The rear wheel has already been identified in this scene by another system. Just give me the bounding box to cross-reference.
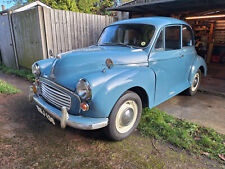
[186,69,201,96]
[105,91,142,141]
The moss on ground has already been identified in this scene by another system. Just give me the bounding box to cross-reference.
[0,64,34,82]
[0,79,21,94]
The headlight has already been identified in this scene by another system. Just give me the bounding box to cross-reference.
[32,63,40,77]
[76,79,92,100]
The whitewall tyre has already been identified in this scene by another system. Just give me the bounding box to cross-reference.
[105,91,142,141]
[186,69,201,96]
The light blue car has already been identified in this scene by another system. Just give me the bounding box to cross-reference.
[30,17,207,140]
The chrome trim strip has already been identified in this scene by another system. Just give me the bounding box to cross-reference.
[42,85,71,100]
[40,77,81,102]
[41,93,70,108]
[33,96,108,130]
[115,62,148,67]
[50,59,58,79]
[42,87,71,102]
[42,89,71,105]
[41,82,71,110]
[42,83,69,97]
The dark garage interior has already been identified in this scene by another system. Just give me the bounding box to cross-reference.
[109,0,225,94]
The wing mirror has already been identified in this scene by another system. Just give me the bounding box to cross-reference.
[49,49,55,58]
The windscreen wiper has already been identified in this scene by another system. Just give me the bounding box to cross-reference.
[100,43,133,48]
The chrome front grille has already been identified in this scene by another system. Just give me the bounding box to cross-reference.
[41,82,71,110]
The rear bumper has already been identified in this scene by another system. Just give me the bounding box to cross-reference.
[33,95,108,130]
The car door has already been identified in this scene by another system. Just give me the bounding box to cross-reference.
[149,25,190,106]
[181,25,196,83]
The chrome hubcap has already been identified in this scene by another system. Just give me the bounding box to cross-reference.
[191,73,200,91]
[115,100,138,134]
[121,108,134,126]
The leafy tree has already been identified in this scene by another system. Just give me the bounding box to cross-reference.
[90,0,114,15]
[27,0,113,14]
[77,0,113,15]
[28,0,79,12]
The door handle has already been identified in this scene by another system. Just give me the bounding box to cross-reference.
[180,54,184,58]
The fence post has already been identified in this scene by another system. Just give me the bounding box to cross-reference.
[8,11,19,69]
[38,6,48,59]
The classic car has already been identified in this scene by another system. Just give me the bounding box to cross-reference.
[29,17,207,140]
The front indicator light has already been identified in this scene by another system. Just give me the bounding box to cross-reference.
[33,83,37,94]
[80,102,89,111]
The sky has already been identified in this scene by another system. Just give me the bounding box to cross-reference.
[0,0,14,11]
[0,0,27,11]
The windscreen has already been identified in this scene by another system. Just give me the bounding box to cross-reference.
[98,24,155,48]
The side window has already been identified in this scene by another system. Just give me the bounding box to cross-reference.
[165,26,181,50]
[155,31,163,50]
[182,25,193,47]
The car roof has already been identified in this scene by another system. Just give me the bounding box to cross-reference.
[111,17,189,28]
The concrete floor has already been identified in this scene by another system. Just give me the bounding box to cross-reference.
[207,63,225,80]
[157,92,225,134]
[200,63,225,96]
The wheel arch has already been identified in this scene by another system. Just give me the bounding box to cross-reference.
[189,56,207,83]
[199,65,205,76]
[128,86,149,108]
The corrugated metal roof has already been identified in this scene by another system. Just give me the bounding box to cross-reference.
[108,0,225,15]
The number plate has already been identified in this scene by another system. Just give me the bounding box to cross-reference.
[36,105,55,125]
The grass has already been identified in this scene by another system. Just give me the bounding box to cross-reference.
[0,64,34,82]
[0,79,21,94]
[138,108,225,163]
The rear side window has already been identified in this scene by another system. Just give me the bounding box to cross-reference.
[182,25,194,47]
[165,26,181,50]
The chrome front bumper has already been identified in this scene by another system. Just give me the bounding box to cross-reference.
[32,94,108,130]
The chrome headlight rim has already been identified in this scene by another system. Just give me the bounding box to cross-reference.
[32,63,40,77]
[76,78,92,100]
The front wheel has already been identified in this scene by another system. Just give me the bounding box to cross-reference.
[186,69,201,96]
[105,91,142,141]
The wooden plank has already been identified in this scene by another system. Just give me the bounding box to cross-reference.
[86,13,89,47]
[0,14,17,68]
[50,9,57,55]
[38,6,48,60]
[58,10,64,53]
[90,15,96,44]
[55,9,61,54]
[93,14,97,44]
[83,13,87,47]
[66,11,72,50]
[73,12,78,49]
[80,13,85,48]
[87,14,91,46]
[97,15,101,41]
[43,7,53,58]
[62,10,67,52]
[78,12,83,48]
[69,11,75,49]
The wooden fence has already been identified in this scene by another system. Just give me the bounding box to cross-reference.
[43,8,114,56]
[0,6,115,69]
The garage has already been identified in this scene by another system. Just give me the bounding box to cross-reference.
[109,0,225,94]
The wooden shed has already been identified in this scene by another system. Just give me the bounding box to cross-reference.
[0,1,115,69]
[0,1,51,69]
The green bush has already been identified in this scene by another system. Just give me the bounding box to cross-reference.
[0,64,34,82]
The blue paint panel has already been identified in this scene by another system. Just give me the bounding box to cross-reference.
[82,66,156,118]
